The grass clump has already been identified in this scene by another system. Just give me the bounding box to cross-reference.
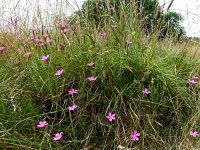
[0,0,199,149]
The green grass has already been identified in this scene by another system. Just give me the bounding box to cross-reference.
[0,0,200,149]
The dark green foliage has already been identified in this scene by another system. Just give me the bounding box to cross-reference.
[81,0,186,40]
[159,12,186,40]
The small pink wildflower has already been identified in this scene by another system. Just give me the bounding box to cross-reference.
[16,36,21,40]
[55,69,64,76]
[38,43,44,47]
[100,31,107,37]
[0,47,6,51]
[37,120,48,128]
[187,79,197,85]
[45,39,53,44]
[106,112,116,122]
[30,26,36,31]
[126,39,133,44]
[36,34,41,38]
[131,130,140,141]
[61,22,66,28]
[68,89,78,95]
[87,76,97,81]
[67,105,77,111]
[29,35,35,40]
[36,38,43,42]
[53,132,63,141]
[63,28,69,33]
[143,88,151,95]
[43,33,49,37]
[87,62,95,67]
[5,23,11,29]
[25,52,33,56]
[13,16,19,24]
[192,75,199,80]
[190,131,199,137]
[41,55,49,61]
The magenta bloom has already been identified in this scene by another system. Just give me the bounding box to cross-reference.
[87,62,95,67]
[87,76,97,81]
[190,131,199,137]
[55,69,64,76]
[192,75,199,80]
[106,112,116,122]
[36,38,43,42]
[68,105,77,111]
[25,52,33,56]
[61,22,66,28]
[29,35,35,40]
[30,26,36,31]
[16,36,21,40]
[41,55,49,61]
[37,120,48,128]
[63,28,69,33]
[100,31,107,37]
[45,39,53,44]
[5,23,11,29]
[126,39,133,44]
[0,47,5,51]
[68,89,78,95]
[13,16,19,24]
[187,79,197,85]
[38,43,44,47]
[131,130,140,141]
[43,33,49,37]
[53,132,63,141]
[143,88,151,95]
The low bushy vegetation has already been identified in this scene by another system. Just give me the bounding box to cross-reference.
[0,0,199,149]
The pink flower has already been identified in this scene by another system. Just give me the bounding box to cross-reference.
[100,31,107,37]
[87,62,95,67]
[126,39,133,44]
[36,34,41,38]
[61,22,66,28]
[187,79,197,85]
[68,89,78,95]
[25,52,33,56]
[87,76,97,81]
[37,120,48,128]
[131,130,140,141]
[53,132,63,141]
[30,26,36,31]
[190,131,199,137]
[143,88,151,95]
[63,28,69,33]
[192,75,199,80]
[36,38,43,42]
[16,36,21,40]
[0,47,5,51]
[45,39,53,44]
[13,16,19,24]
[41,55,49,61]
[43,33,49,37]
[5,23,11,29]
[55,69,64,76]
[67,105,77,111]
[38,43,44,47]
[29,35,35,40]
[106,112,116,122]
